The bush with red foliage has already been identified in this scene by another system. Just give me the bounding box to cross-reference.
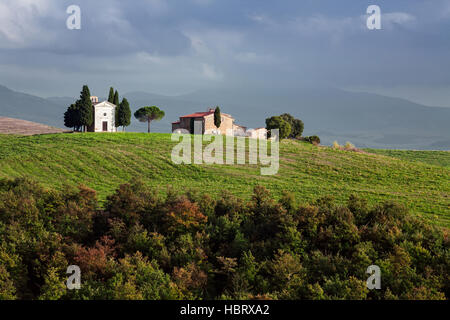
[0,178,447,300]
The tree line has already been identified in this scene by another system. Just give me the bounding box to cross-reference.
[0,178,447,300]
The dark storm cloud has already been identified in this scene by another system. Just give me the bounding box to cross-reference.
[0,0,450,102]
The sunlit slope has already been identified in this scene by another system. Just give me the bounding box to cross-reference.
[365,149,450,168]
[0,133,448,226]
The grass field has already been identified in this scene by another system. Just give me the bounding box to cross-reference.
[0,132,448,227]
[365,149,450,168]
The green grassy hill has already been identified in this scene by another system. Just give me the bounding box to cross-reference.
[0,133,448,227]
[365,148,450,168]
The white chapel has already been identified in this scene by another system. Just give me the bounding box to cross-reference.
[87,96,117,132]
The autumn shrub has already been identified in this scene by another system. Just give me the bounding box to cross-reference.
[0,178,447,300]
[344,141,356,150]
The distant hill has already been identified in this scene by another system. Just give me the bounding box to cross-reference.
[0,85,65,127]
[0,84,449,149]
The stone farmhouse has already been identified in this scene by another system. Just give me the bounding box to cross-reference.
[87,96,117,132]
[172,108,267,138]
[247,127,268,139]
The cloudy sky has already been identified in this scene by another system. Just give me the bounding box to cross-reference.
[1,0,450,106]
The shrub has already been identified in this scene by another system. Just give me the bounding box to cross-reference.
[265,116,292,139]
[0,178,447,300]
[304,135,321,145]
[280,113,304,138]
[345,141,356,150]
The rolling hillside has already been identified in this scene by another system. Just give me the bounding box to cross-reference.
[0,133,448,227]
[365,149,450,168]
[0,117,64,135]
[1,84,450,149]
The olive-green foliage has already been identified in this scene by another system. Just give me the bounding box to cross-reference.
[0,178,447,300]
[265,116,291,139]
[280,113,304,138]
[304,135,321,145]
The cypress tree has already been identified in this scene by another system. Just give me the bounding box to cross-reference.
[214,106,221,129]
[108,87,115,103]
[78,85,93,132]
[118,98,131,131]
[113,90,120,128]
[113,90,119,106]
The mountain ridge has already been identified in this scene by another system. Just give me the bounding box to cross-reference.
[0,84,448,149]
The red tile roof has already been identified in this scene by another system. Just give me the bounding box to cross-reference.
[179,110,234,120]
[180,111,215,118]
